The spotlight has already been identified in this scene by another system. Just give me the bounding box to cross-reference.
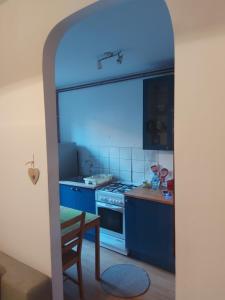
[97,60,102,70]
[117,52,123,64]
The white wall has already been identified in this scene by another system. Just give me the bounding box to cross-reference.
[0,2,94,300]
[0,76,51,273]
[167,1,225,299]
[174,32,225,300]
[58,79,174,184]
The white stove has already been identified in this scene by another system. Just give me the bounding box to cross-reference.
[95,182,136,254]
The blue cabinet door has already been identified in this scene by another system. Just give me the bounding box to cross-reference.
[59,184,96,240]
[125,197,175,272]
[59,184,76,209]
[60,184,96,213]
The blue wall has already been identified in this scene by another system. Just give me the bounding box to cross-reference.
[59,79,142,147]
[58,79,173,184]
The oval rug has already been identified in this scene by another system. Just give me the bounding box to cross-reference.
[101,264,151,298]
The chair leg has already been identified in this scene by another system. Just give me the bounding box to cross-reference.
[77,261,84,299]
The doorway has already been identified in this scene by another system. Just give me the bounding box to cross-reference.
[43,0,175,299]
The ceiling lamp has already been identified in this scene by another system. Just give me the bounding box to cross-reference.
[97,50,123,70]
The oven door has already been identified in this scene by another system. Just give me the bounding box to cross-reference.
[96,202,125,239]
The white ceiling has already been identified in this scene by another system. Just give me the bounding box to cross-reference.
[55,0,174,88]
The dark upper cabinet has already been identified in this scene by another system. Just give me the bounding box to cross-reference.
[143,74,174,150]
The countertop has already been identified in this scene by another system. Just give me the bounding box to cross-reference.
[125,186,174,206]
[59,180,111,189]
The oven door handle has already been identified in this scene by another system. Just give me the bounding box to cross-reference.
[96,202,123,213]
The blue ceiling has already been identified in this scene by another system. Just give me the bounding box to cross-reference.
[55,0,174,88]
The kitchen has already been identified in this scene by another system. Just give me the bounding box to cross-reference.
[56,0,175,299]
[58,73,174,260]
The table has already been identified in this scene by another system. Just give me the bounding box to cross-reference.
[60,206,100,280]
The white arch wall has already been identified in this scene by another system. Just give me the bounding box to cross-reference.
[168,1,225,299]
[0,1,225,300]
[0,0,94,278]
[175,33,225,299]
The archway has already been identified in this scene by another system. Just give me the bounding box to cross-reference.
[43,1,174,299]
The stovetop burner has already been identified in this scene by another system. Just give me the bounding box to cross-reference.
[99,182,137,194]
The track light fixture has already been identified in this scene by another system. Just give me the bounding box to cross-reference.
[97,50,123,69]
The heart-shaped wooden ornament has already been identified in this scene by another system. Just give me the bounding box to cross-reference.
[28,168,40,185]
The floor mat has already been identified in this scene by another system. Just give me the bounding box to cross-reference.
[101,264,150,298]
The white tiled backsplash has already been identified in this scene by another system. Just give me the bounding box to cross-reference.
[78,145,173,185]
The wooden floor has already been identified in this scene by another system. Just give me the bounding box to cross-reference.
[64,240,175,300]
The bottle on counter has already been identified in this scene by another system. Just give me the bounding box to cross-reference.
[167,179,174,191]
[151,172,160,190]
[150,164,160,190]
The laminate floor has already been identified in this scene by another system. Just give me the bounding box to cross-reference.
[64,240,175,300]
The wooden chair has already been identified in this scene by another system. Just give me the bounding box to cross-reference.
[61,212,86,299]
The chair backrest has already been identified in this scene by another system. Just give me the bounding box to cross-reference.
[61,212,86,256]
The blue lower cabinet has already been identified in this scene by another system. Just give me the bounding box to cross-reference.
[125,197,175,273]
[59,184,96,241]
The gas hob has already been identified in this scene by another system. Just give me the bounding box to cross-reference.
[99,182,137,194]
[96,182,137,207]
